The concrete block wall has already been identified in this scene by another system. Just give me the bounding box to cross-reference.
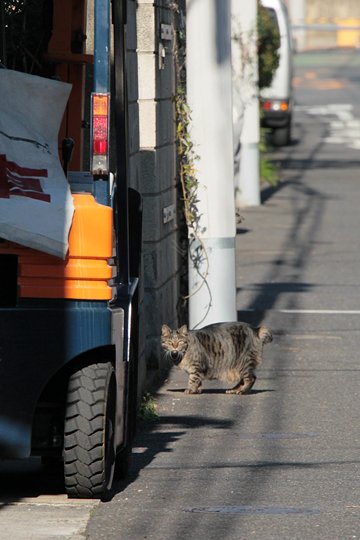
[130,0,183,382]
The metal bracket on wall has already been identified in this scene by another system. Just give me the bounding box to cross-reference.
[158,23,172,70]
[163,203,176,224]
[161,24,172,41]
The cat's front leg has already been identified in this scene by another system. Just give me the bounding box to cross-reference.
[185,372,202,394]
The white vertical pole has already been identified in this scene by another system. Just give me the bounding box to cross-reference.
[288,0,306,52]
[232,0,260,207]
[186,0,237,329]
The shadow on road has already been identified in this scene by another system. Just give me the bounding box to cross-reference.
[165,387,274,395]
[108,413,234,500]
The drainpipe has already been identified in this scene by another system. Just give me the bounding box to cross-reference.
[186,0,237,329]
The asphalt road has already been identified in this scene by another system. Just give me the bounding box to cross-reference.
[86,49,360,539]
[1,49,360,540]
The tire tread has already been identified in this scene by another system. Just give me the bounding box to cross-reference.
[64,362,114,498]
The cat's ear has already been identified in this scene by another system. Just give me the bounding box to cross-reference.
[161,324,172,337]
[178,324,188,336]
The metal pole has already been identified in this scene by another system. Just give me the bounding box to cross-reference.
[232,0,260,207]
[288,0,306,52]
[94,0,110,92]
[186,0,237,329]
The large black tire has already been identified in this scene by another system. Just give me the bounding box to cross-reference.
[64,362,116,498]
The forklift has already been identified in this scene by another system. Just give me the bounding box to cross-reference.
[0,0,142,498]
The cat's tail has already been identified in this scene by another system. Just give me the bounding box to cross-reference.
[257,326,273,344]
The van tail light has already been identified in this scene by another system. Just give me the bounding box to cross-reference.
[262,99,289,112]
[91,93,110,175]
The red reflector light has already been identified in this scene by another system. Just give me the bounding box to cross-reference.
[93,139,108,154]
[262,100,272,110]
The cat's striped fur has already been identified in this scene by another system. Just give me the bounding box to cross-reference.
[161,321,273,394]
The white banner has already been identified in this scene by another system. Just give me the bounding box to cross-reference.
[0,69,74,259]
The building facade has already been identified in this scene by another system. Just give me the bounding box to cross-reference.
[286,0,360,50]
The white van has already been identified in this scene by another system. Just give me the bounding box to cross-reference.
[260,0,294,146]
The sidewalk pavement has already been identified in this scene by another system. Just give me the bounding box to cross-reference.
[86,93,360,540]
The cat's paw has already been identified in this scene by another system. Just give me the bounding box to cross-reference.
[184,388,202,394]
[225,389,241,395]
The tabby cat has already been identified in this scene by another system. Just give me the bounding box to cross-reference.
[161,321,273,394]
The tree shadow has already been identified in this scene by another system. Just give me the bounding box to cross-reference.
[107,413,234,500]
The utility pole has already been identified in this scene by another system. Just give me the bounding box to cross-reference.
[232,0,260,207]
[186,0,237,329]
[288,0,306,52]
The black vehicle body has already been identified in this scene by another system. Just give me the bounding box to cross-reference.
[0,0,141,498]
